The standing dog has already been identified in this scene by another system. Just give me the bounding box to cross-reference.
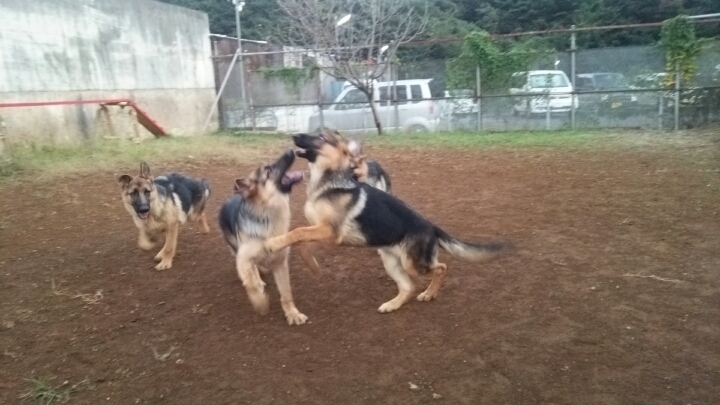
[119,161,211,270]
[347,139,392,193]
[218,150,309,325]
[347,138,393,266]
[265,131,512,313]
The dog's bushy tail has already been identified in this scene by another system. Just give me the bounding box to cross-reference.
[201,178,211,197]
[435,227,513,262]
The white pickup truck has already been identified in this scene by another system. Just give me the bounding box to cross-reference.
[308,79,441,133]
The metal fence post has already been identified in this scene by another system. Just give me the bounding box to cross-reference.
[545,91,551,130]
[570,25,577,130]
[476,65,482,132]
[658,93,664,130]
[386,62,393,130]
[203,49,240,132]
[317,67,324,130]
[393,66,399,132]
[0,115,5,155]
[362,90,368,134]
[674,59,680,131]
[235,6,249,129]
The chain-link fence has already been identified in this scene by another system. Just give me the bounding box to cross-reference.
[210,29,720,134]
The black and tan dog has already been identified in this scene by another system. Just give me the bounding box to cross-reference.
[218,150,309,325]
[119,162,211,270]
[265,131,512,313]
[347,138,392,193]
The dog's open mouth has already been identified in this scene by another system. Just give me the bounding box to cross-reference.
[281,170,304,187]
[294,149,308,159]
[136,211,149,220]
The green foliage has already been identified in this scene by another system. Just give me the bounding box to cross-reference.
[157,0,720,53]
[21,378,88,405]
[401,1,478,60]
[157,0,282,40]
[446,31,555,92]
[660,15,701,85]
[259,67,315,95]
[365,129,620,149]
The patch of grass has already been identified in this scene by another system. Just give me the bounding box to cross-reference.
[0,128,701,183]
[0,132,288,182]
[21,378,86,404]
[370,129,613,149]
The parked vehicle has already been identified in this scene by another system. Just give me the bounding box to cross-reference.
[437,89,478,131]
[631,73,708,110]
[443,89,477,117]
[576,73,638,117]
[307,79,440,134]
[509,70,577,115]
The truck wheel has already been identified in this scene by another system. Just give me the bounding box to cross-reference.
[407,124,428,133]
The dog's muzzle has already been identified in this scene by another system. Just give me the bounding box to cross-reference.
[135,206,150,220]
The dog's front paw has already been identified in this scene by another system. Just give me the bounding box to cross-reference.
[155,259,173,271]
[249,292,270,315]
[416,291,437,302]
[285,310,308,326]
[138,238,155,251]
[378,301,402,313]
[153,250,165,262]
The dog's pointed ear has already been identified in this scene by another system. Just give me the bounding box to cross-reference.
[234,178,256,198]
[347,139,362,156]
[118,174,132,188]
[139,161,151,179]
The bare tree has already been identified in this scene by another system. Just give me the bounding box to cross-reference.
[278,0,428,135]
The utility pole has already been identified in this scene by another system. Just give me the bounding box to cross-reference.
[232,1,248,122]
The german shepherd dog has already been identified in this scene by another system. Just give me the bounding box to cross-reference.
[218,150,309,325]
[347,138,392,193]
[119,162,211,270]
[265,131,512,313]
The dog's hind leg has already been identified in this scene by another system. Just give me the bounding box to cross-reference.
[297,243,321,276]
[198,212,210,234]
[272,257,308,325]
[417,261,448,302]
[236,248,269,315]
[154,223,178,270]
[377,248,415,313]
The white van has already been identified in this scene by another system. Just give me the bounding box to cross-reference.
[509,70,578,115]
[308,79,440,133]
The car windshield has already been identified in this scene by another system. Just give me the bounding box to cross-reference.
[528,73,568,88]
[594,73,629,89]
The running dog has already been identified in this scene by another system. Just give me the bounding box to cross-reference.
[347,138,392,193]
[118,162,211,270]
[265,131,512,313]
[218,150,309,325]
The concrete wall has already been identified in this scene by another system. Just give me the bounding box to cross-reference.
[0,0,217,144]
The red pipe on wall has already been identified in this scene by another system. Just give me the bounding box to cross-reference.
[0,99,132,108]
[0,99,167,137]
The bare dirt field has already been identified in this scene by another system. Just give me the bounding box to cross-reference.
[1,132,719,404]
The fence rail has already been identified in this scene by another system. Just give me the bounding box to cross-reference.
[210,31,720,134]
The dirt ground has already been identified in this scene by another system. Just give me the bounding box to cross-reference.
[1,135,719,404]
